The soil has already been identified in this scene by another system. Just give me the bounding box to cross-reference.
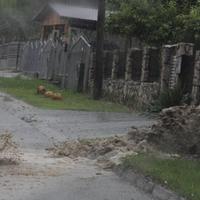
[148,106,200,155]
[0,132,20,165]
[47,128,152,169]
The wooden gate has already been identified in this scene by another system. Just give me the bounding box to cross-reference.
[66,36,91,92]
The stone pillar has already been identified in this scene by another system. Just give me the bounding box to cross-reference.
[169,55,181,89]
[141,47,150,82]
[160,45,176,92]
[111,50,119,80]
[192,51,200,104]
[161,43,195,92]
[125,49,134,81]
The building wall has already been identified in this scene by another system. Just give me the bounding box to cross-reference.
[42,12,66,26]
[41,12,69,41]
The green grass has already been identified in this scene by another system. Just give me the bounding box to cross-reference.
[0,77,129,112]
[122,154,200,200]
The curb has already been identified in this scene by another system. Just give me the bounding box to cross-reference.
[114,166,186,200]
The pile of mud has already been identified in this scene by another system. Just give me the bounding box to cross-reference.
[47,134,150,169]
[0,132,20,165]
[49,105,200,162]
[148,106,200,155]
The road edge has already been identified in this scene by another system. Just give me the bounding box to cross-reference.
[113,165,186,200]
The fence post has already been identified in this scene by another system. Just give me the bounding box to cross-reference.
[16,42,21,71]
[61,51,68,89]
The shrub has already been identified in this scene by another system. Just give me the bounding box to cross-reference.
[151,84,184,112]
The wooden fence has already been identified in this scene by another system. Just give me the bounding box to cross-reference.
[19,37,92,92]
[0,42,23,70]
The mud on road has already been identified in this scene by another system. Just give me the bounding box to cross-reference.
[0,92,155,200]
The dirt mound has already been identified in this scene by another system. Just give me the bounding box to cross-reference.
[0,132,20,165]
[48,105,200,163]
[48,136,128,158]
[148,106,200,155]
[47,135,150,169]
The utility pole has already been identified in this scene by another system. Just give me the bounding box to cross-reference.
[93,0,105,100]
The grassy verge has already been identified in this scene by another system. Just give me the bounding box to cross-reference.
[122,154,200,200]
[0,77,129,112]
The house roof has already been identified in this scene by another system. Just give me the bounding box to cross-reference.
[33,2,98,22]
[66,0,98,9]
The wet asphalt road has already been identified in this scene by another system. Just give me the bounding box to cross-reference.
[0,92,155,149]
[0,92,156,200]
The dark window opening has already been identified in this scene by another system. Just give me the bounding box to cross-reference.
[131,50,142,81]
[103,51,113,79]
[148,50,161,82]
[179,55,194,94]
[117,51,126,79]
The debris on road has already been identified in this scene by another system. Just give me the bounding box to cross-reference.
[148,105,200,155]
[21,114,37,123]
[48,105,200,167]
[47,134,151,169]
[0,132,20,165]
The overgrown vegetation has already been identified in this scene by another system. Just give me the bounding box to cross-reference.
[151,84,184,112]
[107,0,200,47]
[2,0,200,45]
[122,153,200,200]
[0,77,129,112]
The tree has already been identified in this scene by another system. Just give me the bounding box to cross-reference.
[0,0,16,8]
[106,0,200,46]
[0,0,51,42]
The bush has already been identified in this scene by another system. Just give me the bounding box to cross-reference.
[151,84,184,112]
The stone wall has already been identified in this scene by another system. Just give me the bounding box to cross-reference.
[160,43,194,91]
[192,50,200,104]
[101,46,161,110]
[103,79,160,110]
[90,42,200,109]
